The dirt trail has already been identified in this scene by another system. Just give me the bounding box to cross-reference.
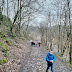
[19,45,72,72]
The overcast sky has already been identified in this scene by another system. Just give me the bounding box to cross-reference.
[1,0,72,27]
[0,0,58,26]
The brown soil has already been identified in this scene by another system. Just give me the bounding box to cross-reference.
[0,37,30,72]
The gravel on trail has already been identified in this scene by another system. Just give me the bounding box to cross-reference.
[19,45,72,72]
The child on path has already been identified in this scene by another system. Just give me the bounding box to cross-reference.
[46,50,56,72]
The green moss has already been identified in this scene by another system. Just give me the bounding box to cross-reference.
[3,59,7,63]
[0,59,7,65]
[0,59,3,65]
[0,31,2,34]
[6,38,9,41]
[0,31,6,39]
[0,35,2,38]
[4,51,9,57]
[8,41,12,46]
[0,41,9,52]
[6,38,14,46]
[1,42,9,51]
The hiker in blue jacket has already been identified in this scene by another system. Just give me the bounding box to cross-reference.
[46,50,56,72]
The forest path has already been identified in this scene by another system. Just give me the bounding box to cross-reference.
[19,45,72,72]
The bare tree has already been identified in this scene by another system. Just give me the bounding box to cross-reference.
[7,0,8,17]
[67,0,72,64]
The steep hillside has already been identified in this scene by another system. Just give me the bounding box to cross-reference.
[0,14,30,72]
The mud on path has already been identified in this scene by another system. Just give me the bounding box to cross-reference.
[19,45,72,72]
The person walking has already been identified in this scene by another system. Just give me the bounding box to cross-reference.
[30,40,32,46]
[46,50,56,72]
[35,41,37,46]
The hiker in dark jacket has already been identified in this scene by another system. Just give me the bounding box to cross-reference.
[46,50,56,72]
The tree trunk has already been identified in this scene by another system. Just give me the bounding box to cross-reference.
[67,0,72,64]
[58,25,60,52]
[46,29,47,45]
[7,0,8,17]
